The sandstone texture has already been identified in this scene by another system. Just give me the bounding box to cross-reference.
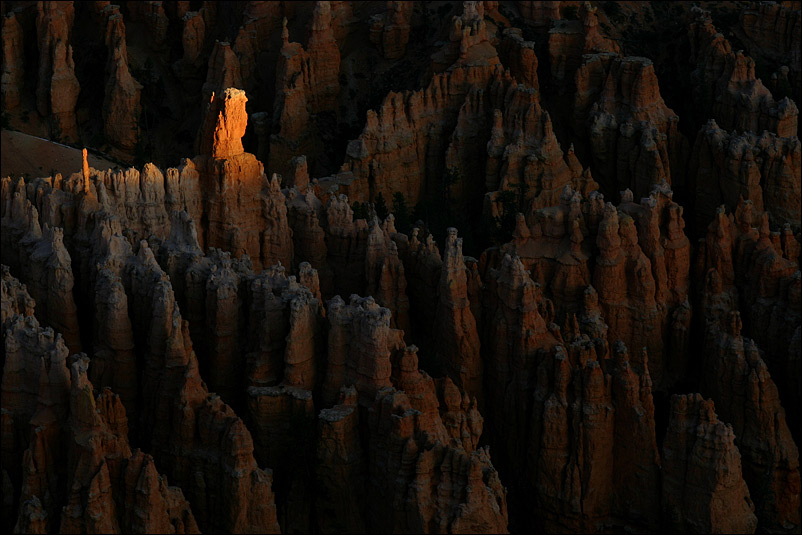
[35,1,80,143]
[2,1,801,533]
[690,119,801,232]
[1,12,25,116]
[370,1,413,60]
[548,2,620,91]
[102,5,143,156]
[738,1,802,105]
[1,269,201,534]
[689,7,798,138]
[269,2,341,178]
[572,53,687,199]
[662,394,758,534]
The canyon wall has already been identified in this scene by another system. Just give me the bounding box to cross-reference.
[1,1,801,533]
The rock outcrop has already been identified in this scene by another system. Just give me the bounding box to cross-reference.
[738,1,802,105]
[323,296,403,407]
[35,1,80,143]
[547,2,620,90]
[178,10,206,68]
[89,228,281,534]
[305,2,342,112]
[197,86,248,160]
[19,212,284,534]
[337,2,503,205]
[431,1,499,73]
[323,193,368,298]
[89,265,138,428]
[369,1,413,59]
[699,306,801,531]
[1,12,25,116]
[247,384,316,533]
[592,198,669,388]
[196,88,289,270]
[319,297,509,533]
[2,269,71,533]
[1,265,35,324]
[331,49,596,211]
[483,84,600,211]
[60,356,200,534]
[2,4,800,533]
[497,28,539,90]
[695,202,801,444]
[262,174,295,269]
[269,2,341,177]
[102,5,143,156]
[286,185,333,294]
[364,215,410,336]
[689,7,798,138]
[696,203,801,529]
[2,157,511,532]
[1,269,203,534]
[200,40,242,106]
[362,387,508,533]
[516,1,561,27]
[662,394,758,534]
[437,228,482,401]
[0,187,81,354]
[572,53,687,198]
[487,183,692,389]
[480,254,663,532]
[690,120,801,232]
[125,1,169,52]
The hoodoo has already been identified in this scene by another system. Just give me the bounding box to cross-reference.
[1,2,800,534]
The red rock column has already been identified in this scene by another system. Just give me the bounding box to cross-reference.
[436,228,483,402]
[102,6,142,157]
[1,12,25,115]
[662,394,758,533]
[36,1,80,143]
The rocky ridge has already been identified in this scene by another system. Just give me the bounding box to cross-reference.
[1,1,801,534]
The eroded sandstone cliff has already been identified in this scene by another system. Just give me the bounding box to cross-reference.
[2,1,801,533]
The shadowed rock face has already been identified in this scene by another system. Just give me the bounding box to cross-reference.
[572,53,688,199]
[1,1,801,533]
[690,120,801,233]
[738,1,801,105]
[101,5,142,157]
[696,222,802,532]
[2,12,25,115]
[1,270,199,535]
[35,1,80,143]
[662,393,758,534]
[548,2,620,91]
[370,1,413,60]
[689,7,798,138]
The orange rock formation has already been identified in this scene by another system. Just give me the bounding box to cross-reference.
[689,7,798,138]
[369,1,413,59]
[572,53,687,198]
[547,2,620,90]
[690,120,801,232]
[739,1,801,104]
[36,1,80,143]
[101,5,142,156]
[485,183,692,389]
[1,2,801,533]
[1,12,24,115]
[662,394,758,533]
[270,2,341,177]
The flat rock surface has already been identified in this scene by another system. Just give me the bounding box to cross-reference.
[1,129,118,179]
